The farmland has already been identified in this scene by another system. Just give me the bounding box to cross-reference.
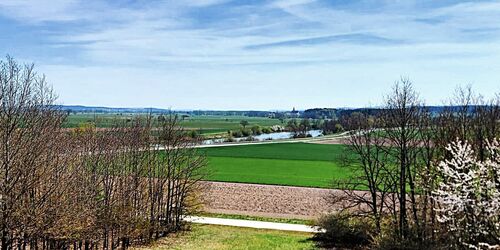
[63,113,284,135]
[179,115,284,134]
[63,113,146,128]
[199,142,354,188]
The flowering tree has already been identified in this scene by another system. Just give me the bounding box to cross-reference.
[434,139,500,249]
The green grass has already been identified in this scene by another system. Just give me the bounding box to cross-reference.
[199,142,346,162]
[64,114,285,135]
[200,143,353,188]
[206,157,348,188]
[63,113,137,128]
[134,224,316,250]
[180,115,283,131]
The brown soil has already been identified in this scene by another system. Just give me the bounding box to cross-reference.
[200,181,363,220]
[307,137,347,144]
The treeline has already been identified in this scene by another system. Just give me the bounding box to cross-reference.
[61,103,475,121]
[283,118,343,137]
[302,108,337,119]
[0,57,206,249]
[58,106,171,114]
[189,110,271,117]
[226,118,343,140]
[318,79,500,249]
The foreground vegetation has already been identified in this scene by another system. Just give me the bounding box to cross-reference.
[133,224,315,250]
[317,81,500,249]
[0,57,206,249]
[199,143,354,188]
[4,54,499,249]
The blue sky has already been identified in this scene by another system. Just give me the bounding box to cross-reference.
[1,0,499,110]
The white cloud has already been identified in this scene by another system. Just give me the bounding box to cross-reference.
[272,0,316,8]
[182,0,232,7]
[2,0,500,108]
[0,0,79,22]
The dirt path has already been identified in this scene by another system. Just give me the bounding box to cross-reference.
[201,181,363,220]
[184,216,324,233]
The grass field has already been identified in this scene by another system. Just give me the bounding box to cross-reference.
[179,115,283,133]
[64,114,284,135]
[63,113,138,128]
[200,143,353,188]
[134,224,316,250]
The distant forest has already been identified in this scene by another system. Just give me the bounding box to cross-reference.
[59,105,480,119]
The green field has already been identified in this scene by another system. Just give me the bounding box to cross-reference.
[200,143,353,188]
[135,224,315,250]
[64,114,284,135]
[179,115,283,133]
[63,113,134,128]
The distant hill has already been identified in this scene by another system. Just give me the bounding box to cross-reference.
[57,105,483,118]
[57,105,292,117]
[336,106,482,118]
[56,105,171,114]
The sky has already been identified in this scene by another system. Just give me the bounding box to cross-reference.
[1,0,500,110]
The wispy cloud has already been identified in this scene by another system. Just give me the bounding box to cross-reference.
[1,0,500,109]
[414,17,447,25]
[0,0,79,22]
[3,0,500,65]
[183,0,232,7]
[245,33,405,50]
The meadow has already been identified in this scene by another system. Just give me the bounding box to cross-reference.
[134,224,315,250]
[64,113,284,135]
[199,142,353,188]
[63,113,135,128]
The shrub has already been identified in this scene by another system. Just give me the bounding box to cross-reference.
[261,127,272,134]
[186,130,199,138]
[231,130,243,138]
[370,216,449,250]
[373,234,426,250]
[240,120,249,128]
[241,128,251,137]
[251,125,262,135]
[314,213,373,248]
[335,123,344,133]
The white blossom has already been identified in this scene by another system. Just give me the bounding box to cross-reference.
[434,139,500,249]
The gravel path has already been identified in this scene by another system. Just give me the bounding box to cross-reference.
[201,182,356,220]
[184,216,324,233]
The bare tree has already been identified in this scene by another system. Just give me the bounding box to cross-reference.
[382,78,423,239]
[0,56,207,249]
[333,112,394,233]
[152,114,207,233]
[326,81,499,248]
[0,56,68,248]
